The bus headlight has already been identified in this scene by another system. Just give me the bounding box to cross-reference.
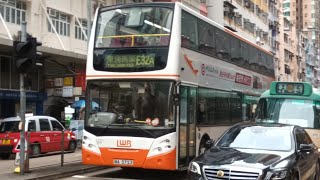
[189,161,201,175]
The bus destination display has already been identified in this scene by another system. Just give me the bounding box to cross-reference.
[105,54,155,68]
[276,83,304,95]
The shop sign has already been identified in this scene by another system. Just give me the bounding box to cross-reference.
[45,79,54,88]
[64,77,73,86]
[0,90,47,100]
[54,78,63,87]
[235,73,252,86]
[73,87,82,96]
[62,86,73,97]
[54,88,63,96]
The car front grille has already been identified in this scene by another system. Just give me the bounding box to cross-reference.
[204,167,260,180]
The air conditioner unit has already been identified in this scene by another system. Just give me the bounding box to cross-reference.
[48,9,57,17]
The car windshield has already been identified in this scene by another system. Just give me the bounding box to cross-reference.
[0,121,20,133]
[255,98,320,128]
[217,126,292,151]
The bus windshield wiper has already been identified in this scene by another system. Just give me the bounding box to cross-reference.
[126,125,156,138]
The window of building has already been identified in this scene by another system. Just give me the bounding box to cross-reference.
[235,14,242,26]
[0,0,26,25]
[285,64,291,74]
[305,5,307,8]
[284,49,290,61]
[312,13,315,18]
[283,2,290,8]
[75,19,88,40]
[283,12,290,16]
[47,8,70,36]
[305,13,307,17]
[284,33,288,43]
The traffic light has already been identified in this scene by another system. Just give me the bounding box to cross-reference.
[13,37,42,73]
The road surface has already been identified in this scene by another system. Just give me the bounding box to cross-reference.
[61,167,188,180]
[0,149,81,175]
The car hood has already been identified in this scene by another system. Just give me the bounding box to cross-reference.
[196,147,293,169]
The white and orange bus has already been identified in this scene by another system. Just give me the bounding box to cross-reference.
[82,2,274,170]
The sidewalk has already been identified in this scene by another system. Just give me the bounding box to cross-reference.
[1,161,105,180]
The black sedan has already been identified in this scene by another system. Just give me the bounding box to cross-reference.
[188,123,320,180]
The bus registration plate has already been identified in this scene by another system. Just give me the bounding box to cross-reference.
[114,159,134,165]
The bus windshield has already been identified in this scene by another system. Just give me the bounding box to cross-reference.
[86,80,174,130]
[255,98,320,129]
[95,6,173,48]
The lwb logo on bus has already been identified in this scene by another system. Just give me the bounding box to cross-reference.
[117,140,132,147]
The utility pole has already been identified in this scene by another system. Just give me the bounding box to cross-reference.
[19,21,27,175]
[87,0,91,45]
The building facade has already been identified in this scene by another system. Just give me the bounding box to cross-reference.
[280,0,320,86]
[0,0,90,119]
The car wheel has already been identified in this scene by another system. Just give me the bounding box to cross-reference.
[68,141,77,152]
[0,153,11,159]
[31,144,41,157]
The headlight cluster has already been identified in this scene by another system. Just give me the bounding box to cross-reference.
[189,161,201,175]
[265,170,288,180]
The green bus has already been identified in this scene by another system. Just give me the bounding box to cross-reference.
[255,81,320,148]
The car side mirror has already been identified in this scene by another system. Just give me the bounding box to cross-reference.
[299,144,313,152]
[204,139,215,150]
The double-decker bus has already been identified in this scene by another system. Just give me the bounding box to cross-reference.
[82,2,275,170]
[255,81,320,148]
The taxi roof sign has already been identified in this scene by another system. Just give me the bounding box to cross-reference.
[270,82,313,96]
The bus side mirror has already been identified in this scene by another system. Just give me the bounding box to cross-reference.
[172,94,180,105]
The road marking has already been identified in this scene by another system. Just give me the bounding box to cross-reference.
[72,175,87,178]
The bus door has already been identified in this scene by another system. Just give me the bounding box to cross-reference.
[178,86,197,168]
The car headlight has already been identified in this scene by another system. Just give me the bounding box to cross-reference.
[266,170,288,180]
[189,161,201,175]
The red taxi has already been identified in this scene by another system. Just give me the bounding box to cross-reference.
[0,116,77,159]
